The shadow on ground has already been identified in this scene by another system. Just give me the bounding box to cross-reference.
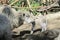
[12,29,59,40]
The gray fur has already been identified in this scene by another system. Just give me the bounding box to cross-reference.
[0,14,12,40]
[1,5,24,29]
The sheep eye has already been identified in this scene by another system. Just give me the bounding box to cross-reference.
[23,14,25,16]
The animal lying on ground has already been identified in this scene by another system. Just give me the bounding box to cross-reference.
[0,5,25,29]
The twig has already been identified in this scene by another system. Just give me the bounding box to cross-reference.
[26,0,33,11]
[9,0,19,6]
[11,6,41,9]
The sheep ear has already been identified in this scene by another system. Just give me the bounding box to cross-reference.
[45,30,59,39]
[2,5,12,15]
